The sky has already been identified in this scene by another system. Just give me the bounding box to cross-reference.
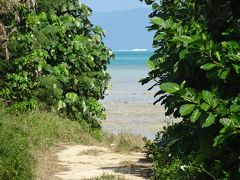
[80,0,148,12]
[79,0,153,50]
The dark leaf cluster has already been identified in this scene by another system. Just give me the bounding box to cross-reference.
[142,0,240,179]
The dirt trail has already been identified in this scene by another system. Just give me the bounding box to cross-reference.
[39,144,152,180]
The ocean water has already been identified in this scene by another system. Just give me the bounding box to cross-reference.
[102,51,167,139]
[104,51,155,103]
[110,51,151,67]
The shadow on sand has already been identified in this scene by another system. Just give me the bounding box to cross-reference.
[100,157,152,179]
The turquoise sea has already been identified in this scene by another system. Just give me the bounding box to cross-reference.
[110,51,152,67]
[104,50,155,103]
[102,51,166,139]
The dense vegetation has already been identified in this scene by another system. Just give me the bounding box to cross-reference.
[0,0,114,179]
[142,0,240,179]
[0,0,113,130]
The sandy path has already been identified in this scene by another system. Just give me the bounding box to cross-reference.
[41,144,152,180]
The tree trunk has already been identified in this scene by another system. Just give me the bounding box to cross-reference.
[0,21,9,63]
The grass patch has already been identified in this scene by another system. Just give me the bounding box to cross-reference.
[101,133,145,154]
[94,173,126,180]
[0,104,97,180]
[119,160,135,167]
[78,149,105,156]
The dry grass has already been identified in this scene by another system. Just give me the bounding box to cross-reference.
[36,145,67,180]
[94,173,126,180]
[101,133,146,154]
[119,160,136,167]
[77,149,105,156]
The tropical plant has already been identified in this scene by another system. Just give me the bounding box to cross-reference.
[141,0,240,179]
[0,0,36,63]
[0,0,113,129]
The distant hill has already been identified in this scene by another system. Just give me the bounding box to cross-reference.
[90,8,154,50]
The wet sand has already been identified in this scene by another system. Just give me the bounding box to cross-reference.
[101,66,169,140]
[102,101,168,140]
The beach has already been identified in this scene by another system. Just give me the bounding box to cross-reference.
[102,51,168,139]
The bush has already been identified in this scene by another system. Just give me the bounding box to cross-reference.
[142,0,240,179]
[0,0,113,128]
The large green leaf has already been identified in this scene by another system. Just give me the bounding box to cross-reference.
[179,49,188,59]
[179,104,195,116]
[66,93,79,103]
[230,114,240,127]
[215,51,221,61]
[82,100,87,113]
[57,100,66,110]
[230,103,240,113]
[213,134,225,147]
[190,108,201,123]
[172,35,194,43]
[200,103,210,111]
[147,60,155,70]
[219,69,230,80]
[154,32,166,41]
[232,64,240,74]
[160,82,180,94]
[150,17,166,28]
[219,118,231,127]
[181,88,197,103]
[200,63,217,70]
[202,90,214,106]
[202,113,215,128]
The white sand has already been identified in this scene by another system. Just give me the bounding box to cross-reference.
[53,144,151,180]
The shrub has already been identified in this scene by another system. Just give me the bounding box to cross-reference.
[0,0,113,128]
[142,0,240,179]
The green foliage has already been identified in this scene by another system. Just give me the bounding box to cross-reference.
[0,0,113,128]
[142,0,240,179]
[0,102,96,179]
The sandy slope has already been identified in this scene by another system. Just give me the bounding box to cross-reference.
[39,144,152,180]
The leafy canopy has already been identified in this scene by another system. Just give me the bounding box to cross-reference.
[142,0,240,179]
[0,0,113,129]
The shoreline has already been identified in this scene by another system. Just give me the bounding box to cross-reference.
[102,51,167,140]
[102,97,168,140]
